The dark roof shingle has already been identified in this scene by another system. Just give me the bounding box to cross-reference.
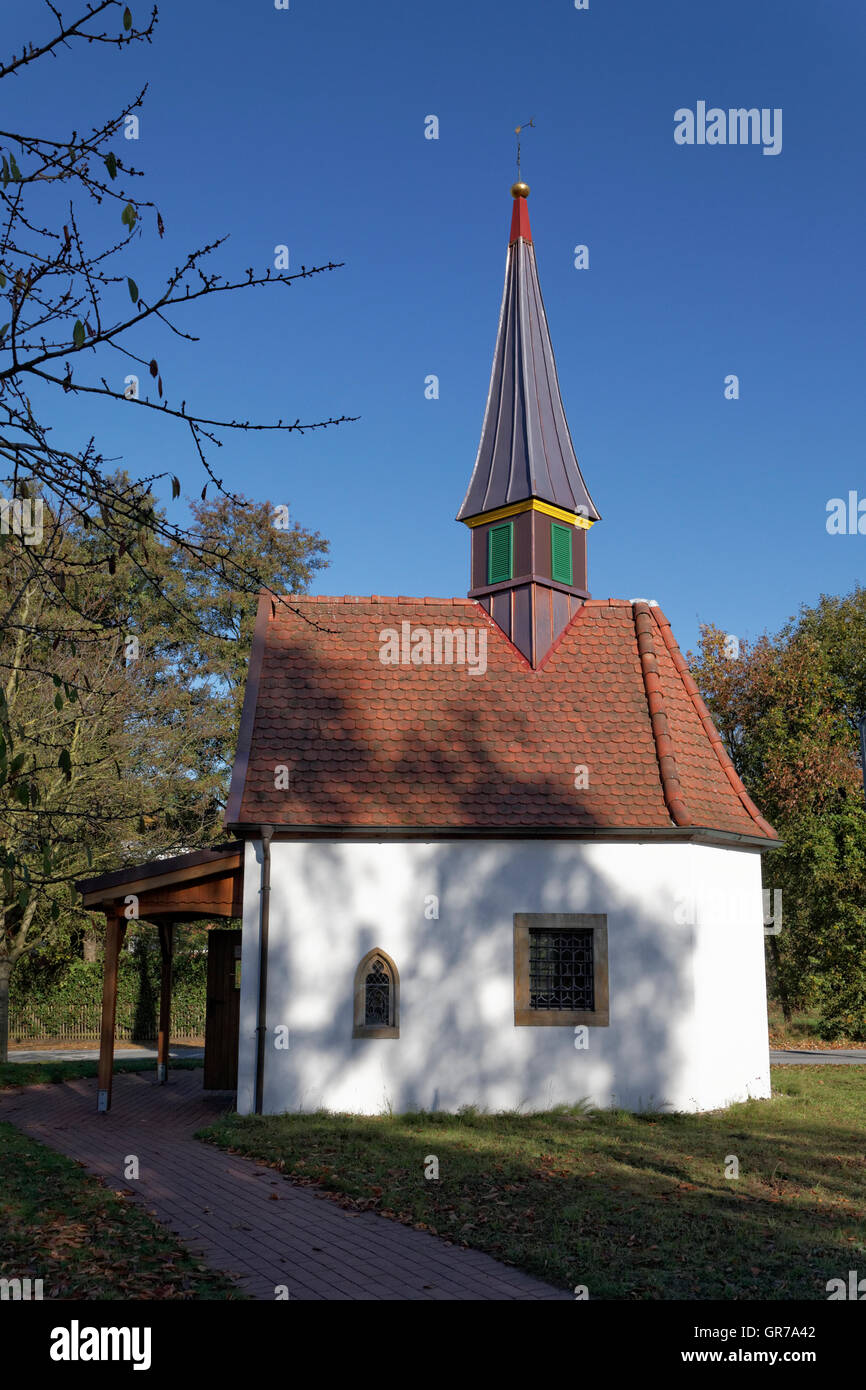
[225,594,777,844]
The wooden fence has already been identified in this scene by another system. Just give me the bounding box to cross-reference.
[9,1003,205,1044]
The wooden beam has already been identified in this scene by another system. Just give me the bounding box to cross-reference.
[130,875,244,920]
[157,921,174,1084]
[83,877,243,920]
[79,852,243,907]
[96,912,127,1112]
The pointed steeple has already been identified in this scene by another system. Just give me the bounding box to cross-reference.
[458,182,600,668]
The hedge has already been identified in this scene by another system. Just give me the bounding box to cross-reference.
[9,937,209,1043]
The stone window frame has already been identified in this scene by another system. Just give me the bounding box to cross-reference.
[513,913,609,1027]
[352,948,400,1039]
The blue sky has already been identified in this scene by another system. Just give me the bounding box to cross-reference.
[10,0,866,655]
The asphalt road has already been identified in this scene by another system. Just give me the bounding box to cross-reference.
[769,1049,866,1065]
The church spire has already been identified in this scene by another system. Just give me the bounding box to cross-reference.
[458,182,600,668]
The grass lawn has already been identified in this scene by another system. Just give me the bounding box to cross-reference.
[201,1067,866,1300]
[0,1057,203,1089]
[0,1121,242,1299]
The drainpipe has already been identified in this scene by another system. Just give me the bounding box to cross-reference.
[254,825,274,1115]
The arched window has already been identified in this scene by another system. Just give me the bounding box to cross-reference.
[353,949,399,1039]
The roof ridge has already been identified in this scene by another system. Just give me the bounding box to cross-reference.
[650,607,778,840]
[633,601,691,827]
[273,595,480,607]
[277,594,636,610]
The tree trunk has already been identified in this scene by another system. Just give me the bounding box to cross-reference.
[0,959,12,1064]
[83,928,102,963]
[768,935,792,1023]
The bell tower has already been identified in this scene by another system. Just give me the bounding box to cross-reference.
[457,182,600,667]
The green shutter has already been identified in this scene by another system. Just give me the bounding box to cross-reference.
[551,522,573,585]
[487,522,513,584]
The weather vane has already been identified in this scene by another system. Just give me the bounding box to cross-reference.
[515,117,535,182]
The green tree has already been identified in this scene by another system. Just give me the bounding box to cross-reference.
[0,488,327,1059]
[689,592,866,1038]
[0,5,348,1057]
[155,494,328,807]
[0,494,169,1058]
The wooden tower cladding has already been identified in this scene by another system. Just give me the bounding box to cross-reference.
[457,182,600,667]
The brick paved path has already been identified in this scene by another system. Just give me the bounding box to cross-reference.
[0,1070,569,1301]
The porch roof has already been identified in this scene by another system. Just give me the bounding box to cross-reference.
[76,843,244,922]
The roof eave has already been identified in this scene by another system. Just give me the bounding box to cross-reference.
[223,821,780,851]
[224,589,272,827]
[76,842,244,904]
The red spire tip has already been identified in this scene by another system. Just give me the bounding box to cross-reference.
[509,184,532,244]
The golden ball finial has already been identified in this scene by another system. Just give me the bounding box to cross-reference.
[511,180,530,199]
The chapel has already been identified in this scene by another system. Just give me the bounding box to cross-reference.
[83,182,778,1117]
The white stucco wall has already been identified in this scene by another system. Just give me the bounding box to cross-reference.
[235,838,770,1117]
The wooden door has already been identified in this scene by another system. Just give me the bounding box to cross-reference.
[203,929,242,1090]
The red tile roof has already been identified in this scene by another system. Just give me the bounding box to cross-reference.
[225,594,777,843]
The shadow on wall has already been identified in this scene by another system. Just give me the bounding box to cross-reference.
[262,845,695,1114]
[244,625,657,834]
[245,642,703,1116]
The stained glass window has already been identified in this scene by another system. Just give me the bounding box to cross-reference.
[365,958,391,1026]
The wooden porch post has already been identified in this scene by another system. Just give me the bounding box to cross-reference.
[157,921,174,1084]
[97,910,127,1113]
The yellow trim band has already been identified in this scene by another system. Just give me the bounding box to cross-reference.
[462,498,595,530]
